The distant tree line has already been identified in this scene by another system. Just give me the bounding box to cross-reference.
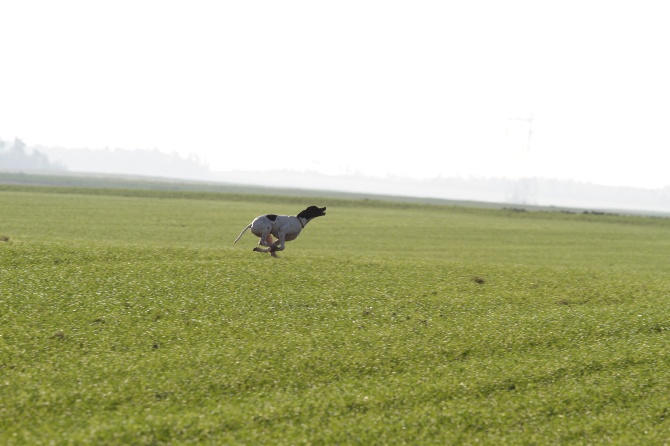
[0,138,210,180]
[36,146,210,179]
[0,138,65,171]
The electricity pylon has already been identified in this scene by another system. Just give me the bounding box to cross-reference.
[508,113,536,204]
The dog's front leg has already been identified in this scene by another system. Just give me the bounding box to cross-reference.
[273,233,287,252]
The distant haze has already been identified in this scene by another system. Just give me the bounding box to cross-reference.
[2,140,669,214]
[2,2,670,191]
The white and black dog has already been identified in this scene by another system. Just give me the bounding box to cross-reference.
[234,206,326,257]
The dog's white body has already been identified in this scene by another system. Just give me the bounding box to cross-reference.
[234,206,326,257]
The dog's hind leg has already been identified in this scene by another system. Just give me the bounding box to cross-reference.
[253,232,277,255]
[253,246,279,257]
[254,231,272,248]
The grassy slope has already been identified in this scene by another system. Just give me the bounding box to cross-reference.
[1,186,670,444]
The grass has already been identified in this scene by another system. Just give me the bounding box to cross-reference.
[2,185,670,444]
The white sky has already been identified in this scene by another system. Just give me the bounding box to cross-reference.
[2,0,669,188]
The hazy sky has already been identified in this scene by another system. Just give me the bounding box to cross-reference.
[2,1,669,188]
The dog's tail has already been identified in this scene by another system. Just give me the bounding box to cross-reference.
[233,224,252,244]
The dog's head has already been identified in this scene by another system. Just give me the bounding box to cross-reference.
[298,205,326,220]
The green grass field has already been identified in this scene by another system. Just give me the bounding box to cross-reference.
[2,185,670,444]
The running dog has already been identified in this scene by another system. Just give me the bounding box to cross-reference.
[234,206,326,257]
